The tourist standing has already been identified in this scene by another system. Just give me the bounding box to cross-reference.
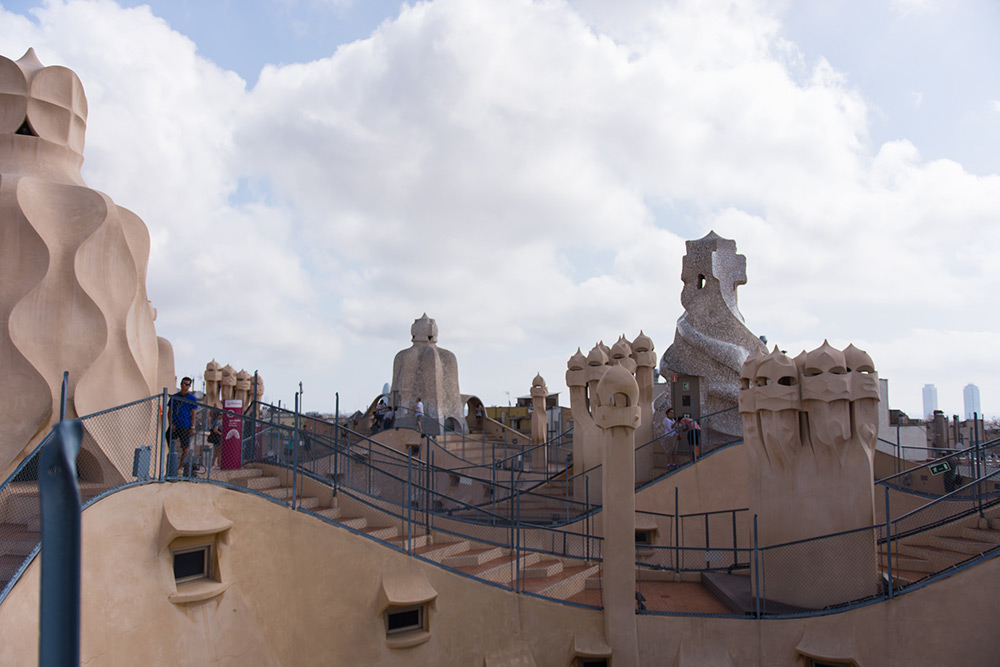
[169,377,202,475]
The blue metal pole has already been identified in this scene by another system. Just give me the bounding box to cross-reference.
[159,389,169,481]
[59,371,68,421]
[885,486,893,599]
[39,418,83,667]
[753,514,760,618]
[407,450,413,554]
[292,392,300,510]
[674,486,680,574]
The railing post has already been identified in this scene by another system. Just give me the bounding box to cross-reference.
[565,454,571,521]
[59,370,69,421]
[586,476,591,562]
[704,513,710,569]
[975,413,984,518]
[731,511,738,568]
[753,514,760,618]
[292,393,300,510]
[674,487,680,574]
[515,488,521,592]
[885,486,893,599]
[159,389,169,481]
[39,418,83,667]
[406,449,413,555]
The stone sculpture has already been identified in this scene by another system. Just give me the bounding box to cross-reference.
[659,232,766,444]
[220,364,237,402]
[592,364,641,667]
[739,341,880,608]
[235,369,252,409]
[204,360,223,410]
[390,314,465,434]
[529,373,548,447]
[0,49,172,478]
[566,332,656,500]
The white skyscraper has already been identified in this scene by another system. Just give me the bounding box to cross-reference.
[964,384,982,420]
[922,384,938,420]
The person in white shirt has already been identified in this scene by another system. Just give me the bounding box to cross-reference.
[661,408,678,455]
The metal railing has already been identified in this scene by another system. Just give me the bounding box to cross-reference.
[4,396,999,618]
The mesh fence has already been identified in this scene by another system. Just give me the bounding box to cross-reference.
[6,397,1000,615]
[755,526,882,614]
[0,394,166,600]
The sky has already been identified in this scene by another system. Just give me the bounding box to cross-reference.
[1,0,998,419]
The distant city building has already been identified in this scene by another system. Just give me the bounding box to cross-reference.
[964,383,982,420]
[922,384,938,420]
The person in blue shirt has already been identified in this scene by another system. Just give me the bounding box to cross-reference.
[169,377,201,475]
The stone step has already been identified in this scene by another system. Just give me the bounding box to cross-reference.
[362,525,399,540]
[521,563,600,599]
[386,533,431,550]
[257,487,320,509]
[310,506,343,521]
[927,535,996,556]
[442,546,505,568]
[338,516,368,530]
[413,540,472,563]
[891,543,970,570]
[879,552,934,574]
[961,527,1000,544]
[242,475,282,490]
[213,468,264,483]
[0,525,39,558]
[457,552,540,585]
[523,558,563,578]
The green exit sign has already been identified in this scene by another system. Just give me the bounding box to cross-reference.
[929,461,952,475]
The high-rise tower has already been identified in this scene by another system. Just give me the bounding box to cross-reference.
[922,384,938,420]
[964,384,982,420]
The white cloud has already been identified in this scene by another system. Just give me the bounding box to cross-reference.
[2,0,998,418]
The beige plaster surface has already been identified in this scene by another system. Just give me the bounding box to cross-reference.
[740,341,880,608]
[0,482,604,666]
[1,479,997,666]
[0,49,172,479]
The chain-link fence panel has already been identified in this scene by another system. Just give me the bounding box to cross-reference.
[755,525,881,614]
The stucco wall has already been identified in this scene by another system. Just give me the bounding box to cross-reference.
[3,480,999,666]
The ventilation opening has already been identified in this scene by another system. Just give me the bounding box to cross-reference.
[16,119,37,137]
[173,544,212,584]
[385,604,426,636]
[575,659,609,667]
[635,529,655,545]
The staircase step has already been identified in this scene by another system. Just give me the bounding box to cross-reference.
[880,552,933,573]
[242,475,282,490]
[442,547,504,568]
[362,526,399,540]
[961,527,1000,544]
[521,563,600,598]
[523,558,563,578]
[927,535,996,556]
[413,540,472,563]
[0,525,40,558]
[386,533,431,550]
[339,516,368,530]
[213,468,263,483]
[310,506,343,521]
[890,543,972,569]
[455,552,540,585]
